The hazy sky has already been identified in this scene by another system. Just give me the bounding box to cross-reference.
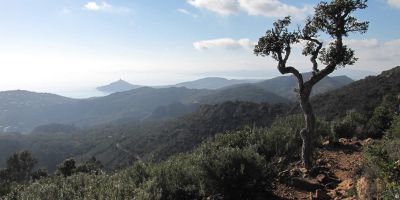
[0,0,399,95]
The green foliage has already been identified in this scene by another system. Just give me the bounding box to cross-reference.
[0,114,333,199]
[6,150,37,182]
[31,168,48,181]
[332,110,367,139]
[56,157,104,178]
[198,147,273,200]
[4,121,304,199]
[137,155,202,200]
[0,150,39,196]
[56,159,76,177]
[387,115,400,138]
[75,157,104,175]
[366,96,397,138]
[364,138,400,199]
[313,67,400,121]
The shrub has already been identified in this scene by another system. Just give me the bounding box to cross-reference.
[364,138,400,199]
[56,159,76,177]
[146,155,202,200]
[332,110,367,139]
[387,115,400,138]
[198,147,274,200]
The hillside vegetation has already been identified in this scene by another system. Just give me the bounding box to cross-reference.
[0,102,289,171]
[0,74,351,133]
[313,66,400,120]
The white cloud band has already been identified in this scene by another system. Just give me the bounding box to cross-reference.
[193,38,256,51]
[84,2,130,13]
[388,0,400,8]
[187,0,312,19]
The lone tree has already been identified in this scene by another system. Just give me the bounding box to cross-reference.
[254,0,368,169]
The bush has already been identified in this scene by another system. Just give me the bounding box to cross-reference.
[387,115,400,138]
[332,110,367,139]
[144,155,202,200]
[4,115,332,200]
[366,95,397,138]
[198,147,274,200]
[364,138,400,198]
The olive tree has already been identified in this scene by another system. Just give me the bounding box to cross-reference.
[254,0,369,169]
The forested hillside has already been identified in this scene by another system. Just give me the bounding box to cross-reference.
[0,101,289,171]
[313,66,400,120]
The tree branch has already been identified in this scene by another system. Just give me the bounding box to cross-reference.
[302,37,323,73]
[276,45,304,89]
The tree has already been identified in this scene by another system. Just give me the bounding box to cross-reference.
[254,0,369,169]
[6,150,38,182]
[56,158,76,177]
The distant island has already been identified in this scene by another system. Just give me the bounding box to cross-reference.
[96,79,143,93]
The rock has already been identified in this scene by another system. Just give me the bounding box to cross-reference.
[325,182,339,190]
[300,168,308,174]
[316,174,327,183]
[339,138,349,144]
[322,140,330,146]
[309,166,330,177]
[289,168,302,177]
[291,177,324,192]
[314,189,331,200]
[356,177,376,200]
[395,160,400,169]
[337,179,354,191]
[316,158,327,166]
[363,138,373,146]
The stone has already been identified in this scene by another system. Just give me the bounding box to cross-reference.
[314,189,331,200]
[339,138,349,144]
[325,182,339,190]
[322,140,330,146]
[316,174,327,184]
[363,138,373,145]
[356,177,376,200]
[300,167,308,174]
[291,177,324,192]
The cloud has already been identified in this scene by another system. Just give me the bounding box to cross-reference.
[177,8,198,18]
[238,0,312,19]
[186,0,312,19]
[342,38,400,70]
[344,38,380,48]
[187,0,240,15]
[83,2,130,13]
[388,0,400,8]
[193,38,256,51]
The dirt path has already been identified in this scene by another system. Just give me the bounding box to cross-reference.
[273,139,365,199]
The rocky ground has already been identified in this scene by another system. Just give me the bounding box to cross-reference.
[272,138,372,200]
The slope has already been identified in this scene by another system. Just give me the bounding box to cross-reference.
[312,66,400,120]
[254,73,353,101]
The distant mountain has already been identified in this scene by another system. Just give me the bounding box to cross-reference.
[96,79,143,93]
[0,90,77,133]
[174,77,260,89]
[312,66,400,120]
[0,74,353,133]
[331,68,378,80]
[253,73,353,101]
[200,84,290,104]
[0,85,291,132]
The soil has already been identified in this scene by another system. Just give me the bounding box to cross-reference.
[272,139,366,200]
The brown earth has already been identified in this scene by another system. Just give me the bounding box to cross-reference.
[273,138,366,200]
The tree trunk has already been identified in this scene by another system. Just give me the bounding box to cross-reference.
[299,88,316,169]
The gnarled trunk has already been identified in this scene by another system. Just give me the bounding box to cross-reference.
[299,87,315,169]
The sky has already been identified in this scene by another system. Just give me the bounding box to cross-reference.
[0,0,399,97]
